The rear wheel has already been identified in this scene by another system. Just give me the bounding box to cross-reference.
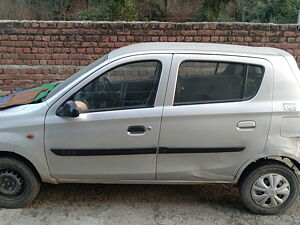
[0,157,41,208]
[239,162,299,214]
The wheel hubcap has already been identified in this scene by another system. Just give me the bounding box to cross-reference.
[251,173,290,208]
[0,170,24,196]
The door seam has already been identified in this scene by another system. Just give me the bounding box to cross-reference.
[155,53,174,180]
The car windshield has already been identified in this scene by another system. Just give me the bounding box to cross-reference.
[45,54,108,100]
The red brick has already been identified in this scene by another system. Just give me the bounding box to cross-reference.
[1,41,15,46]
[118,36,126,42]
[184,37,193,42]
[82,29,94,35]
[110,36,118,42]
[202,36,211,42]
[42,36,50,41]
[148,30,164,36]
[3,69,20,74]
[160,36,168,42]
[86,48,94,54]
[126,36,134,42]
[9,35,18,41]
[6,47,15,52]
[159,23,168,29]
[15,41,32,47]
[284,31,295,37]
[82,42,97,47]
[215,30,229,36]
[181,30,197,36]
[52,54,68,60]
[36,54,51,60]
[98,42,114,48]
[94,48,102,54]
[37,48,46,54]
[176,36,185,41]
[198,30,215,36]
[27,29,39,34]
[0,34,9,40]
[23,48,31,53]
[44,29,60,35]
[211,36,219,42]
[31,60,40,65]
[62,29,78,34]
[19,54,35,60]
[151,36,160,41]
[35,42,48,47]
[114,42,128,48]
[77,48,85,54]
[31,22,40,28]
[2,53,18,59]
[167,37,176,41]
[48,42,63,47]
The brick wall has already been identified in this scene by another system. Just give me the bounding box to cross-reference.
[0,21,299,94]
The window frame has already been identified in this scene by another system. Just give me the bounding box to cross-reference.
[173,60,265,106]
[70,60,163,113]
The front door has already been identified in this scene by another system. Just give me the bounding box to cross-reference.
[157,54,273,182]
[45,54,172,181]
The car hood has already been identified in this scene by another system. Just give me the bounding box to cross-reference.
[0,104,29,114]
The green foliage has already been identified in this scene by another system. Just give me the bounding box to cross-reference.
[196,0,233,21]
[24,0,52,20]
[231,0,300,23]
[141,0,168,21]
[0,0,299,23]
[196,0,300,23]
[77,0,137,21]
[248,0,300,23]
[50,0,71,20]
[23,0,70,20]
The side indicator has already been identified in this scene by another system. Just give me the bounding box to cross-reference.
[26,134,35,139]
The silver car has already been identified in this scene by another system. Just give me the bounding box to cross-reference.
[0,42,300,214]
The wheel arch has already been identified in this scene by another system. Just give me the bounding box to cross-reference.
[0,151,42,182]
[236,156,300,187]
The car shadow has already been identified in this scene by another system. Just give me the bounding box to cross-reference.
[31,183,243,212]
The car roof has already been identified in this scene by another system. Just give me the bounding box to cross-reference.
[108,42,290,59]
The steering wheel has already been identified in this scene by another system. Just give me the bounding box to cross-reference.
[103,77,113,93]
[102,77,115,106]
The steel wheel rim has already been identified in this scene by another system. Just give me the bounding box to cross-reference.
[0,169,25,199]
[251,173,290,208]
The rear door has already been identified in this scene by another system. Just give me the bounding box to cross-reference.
[157,54,273,182]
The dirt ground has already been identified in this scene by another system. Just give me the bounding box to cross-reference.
[0,183,299,225]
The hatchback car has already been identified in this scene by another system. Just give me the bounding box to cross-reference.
[0,42,300,214]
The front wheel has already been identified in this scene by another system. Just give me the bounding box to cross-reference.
[0,157,41,208]
[239,161,299,214]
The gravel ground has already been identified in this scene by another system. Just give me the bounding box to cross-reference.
[0,183,299,225]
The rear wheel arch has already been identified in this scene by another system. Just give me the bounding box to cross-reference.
[237,157,299,187]
[0,151,42,182]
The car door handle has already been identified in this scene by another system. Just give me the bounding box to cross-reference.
[237,121,256,130]
[127,125,146,135]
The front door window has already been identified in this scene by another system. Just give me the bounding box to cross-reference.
[72,61,162,112]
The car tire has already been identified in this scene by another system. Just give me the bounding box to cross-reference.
[0,157,41,208]
[239,161,299,215]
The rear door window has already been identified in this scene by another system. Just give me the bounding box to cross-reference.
[174,61,264,105]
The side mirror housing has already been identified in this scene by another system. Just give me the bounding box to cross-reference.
[56,100,80,117]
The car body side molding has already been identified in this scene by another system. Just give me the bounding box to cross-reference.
[158,147,245,154]
[51,148,157,156]
[51,147,245,156]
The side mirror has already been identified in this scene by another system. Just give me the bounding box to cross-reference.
[56,100,80,117]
